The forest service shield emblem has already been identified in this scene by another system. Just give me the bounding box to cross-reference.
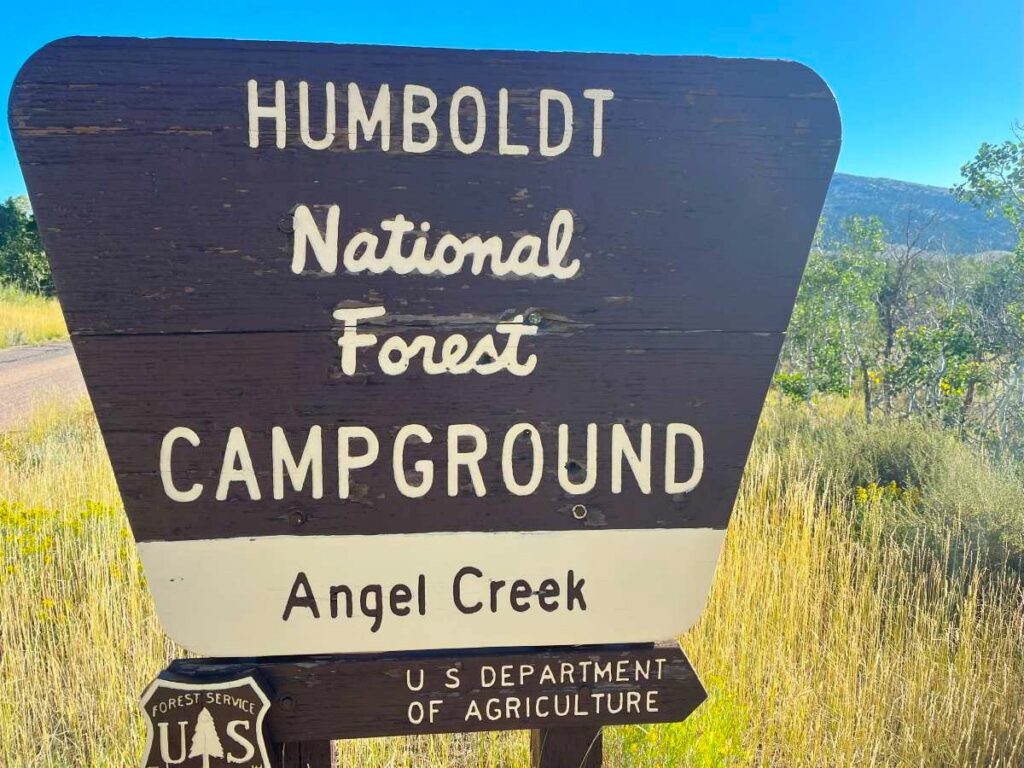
[140,675,273,768]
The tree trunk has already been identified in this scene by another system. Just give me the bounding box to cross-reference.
[882,310,896,416]
[805,344,815,405]
[960,378,977,437]
[861,360,873,424]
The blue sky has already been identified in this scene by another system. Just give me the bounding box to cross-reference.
[2,0,1021,198]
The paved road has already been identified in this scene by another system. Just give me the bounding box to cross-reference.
[0,342,87,430]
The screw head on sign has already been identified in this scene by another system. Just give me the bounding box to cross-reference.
[526,311,543,326]
[572,504,588,520]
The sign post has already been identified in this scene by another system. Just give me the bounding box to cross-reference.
[10,36,839,766]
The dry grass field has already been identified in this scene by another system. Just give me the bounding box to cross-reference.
[0,287,67,349]
[2,396,1024,766]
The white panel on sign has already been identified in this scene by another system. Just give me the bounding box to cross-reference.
[138,529,727,656]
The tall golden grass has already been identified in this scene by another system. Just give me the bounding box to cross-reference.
[1,397,1023,766]
[0,287,68,349]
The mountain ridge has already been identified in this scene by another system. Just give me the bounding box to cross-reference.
[821,173,1016,254]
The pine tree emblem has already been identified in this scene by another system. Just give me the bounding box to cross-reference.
[188,707,225,768]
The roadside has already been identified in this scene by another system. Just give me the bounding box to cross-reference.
[0,341,86,430]
[0,286,67,350]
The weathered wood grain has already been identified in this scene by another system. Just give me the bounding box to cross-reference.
[73,329,774,539]
[9,37,839,546]
[10,38,839,655]
[531,727,603,768]
[277,740,335,768]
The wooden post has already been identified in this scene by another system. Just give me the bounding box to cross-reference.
[277,731,602,768]
[531,726,603,768]
[278,740,336,768]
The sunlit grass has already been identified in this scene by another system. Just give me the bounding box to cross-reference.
[2,397,1023,766]
[0,285,68,349]
[663,447,1024,767]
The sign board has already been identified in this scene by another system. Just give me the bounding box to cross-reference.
[163,644,706,742]
[151,643,707,768]
[10,37,840,657]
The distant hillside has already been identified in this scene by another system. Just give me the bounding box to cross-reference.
[821,173,1016,254]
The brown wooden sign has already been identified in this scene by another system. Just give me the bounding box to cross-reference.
[10,37,840,657]
[163,643,705,742]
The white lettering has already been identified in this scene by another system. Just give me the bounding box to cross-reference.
[333,306,386,375]
[348,83,392,150]
[448,424,487,497]
[611,423,652,494]
[224,721,256,764]
[557,423,597,495]
[298,81,336,150]
[450,86,486,154]
[394,424,434,498]
[247,79,285,149]
[247,82,615,157]
[403,85,439,153]
[293,208,578,281]
[502,423,543,495]
[498,88,529,156]
[338,426,380,499]
[160,427,203,502]
[216,426,261,501]
[292,205,340,274]
[272,425,323,500]
[583,88,614,157]
[539,89,573,157]
[665,423,704,493]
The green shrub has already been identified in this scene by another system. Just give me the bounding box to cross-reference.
[774,371,809,401]
[0,197,51,296]
[756,394,1024,575]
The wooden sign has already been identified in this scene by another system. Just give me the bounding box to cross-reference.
[10,37,840,657]
[140,673,273,768]
[164,644,705,742]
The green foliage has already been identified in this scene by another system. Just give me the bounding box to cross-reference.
[773,371,810,400]
[954,124,1024,243]
[612,676,753,766]
[0,196,51,296]
[759,395,1024,576]
[783,216,886,408]
[780,132,1024,457]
